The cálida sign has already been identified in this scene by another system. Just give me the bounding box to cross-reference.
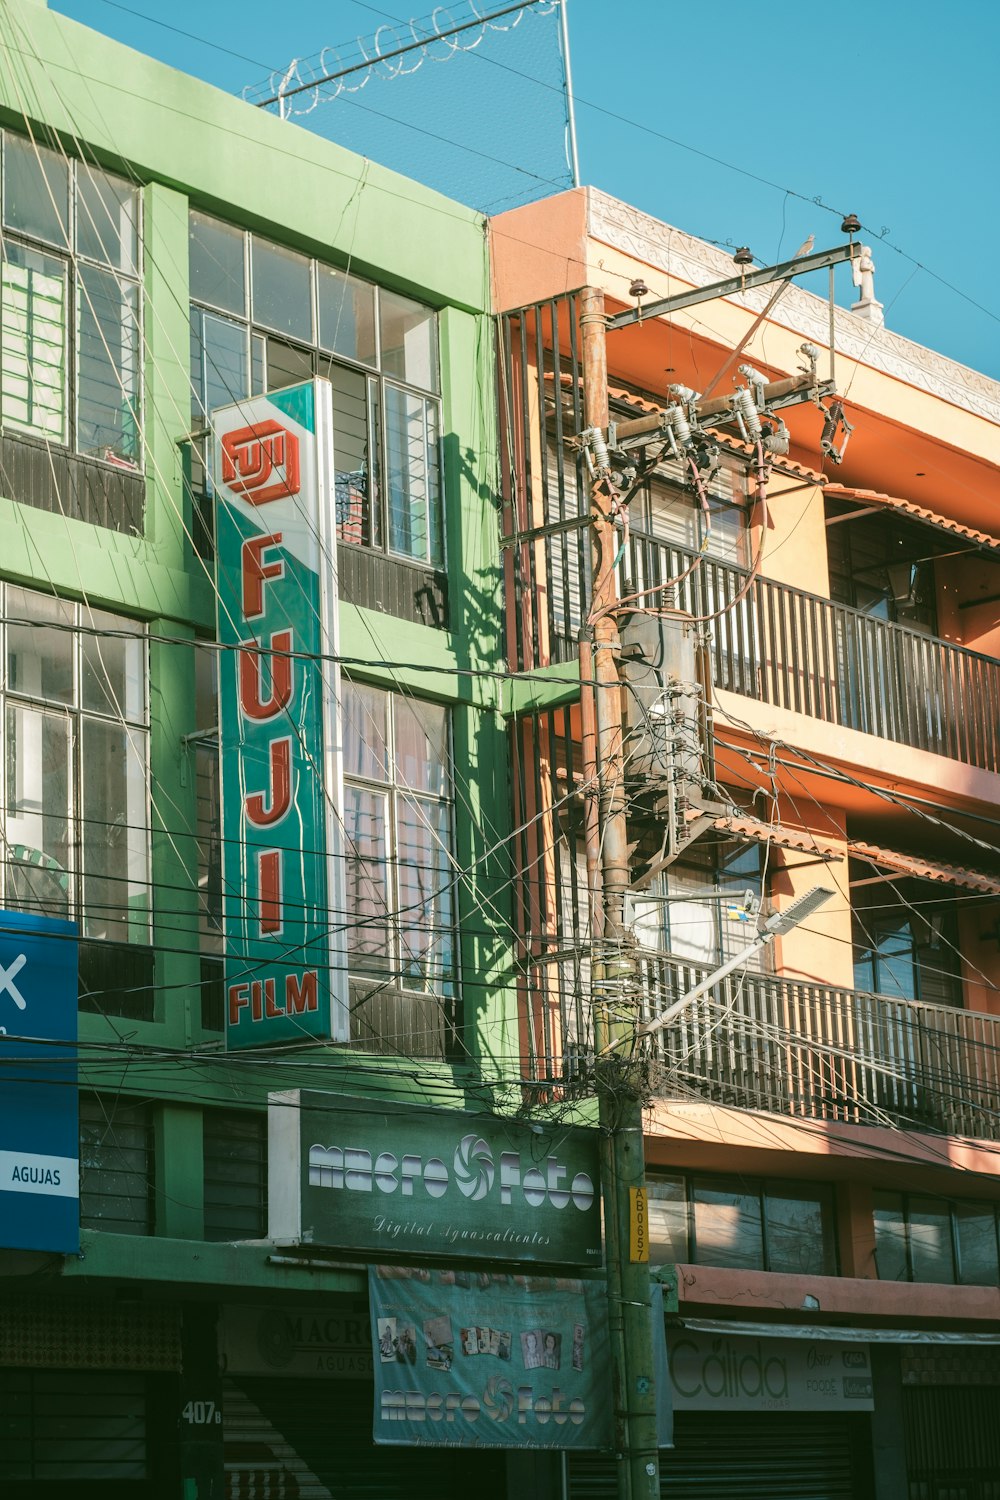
[269,1092,603,1266]
[211,382,348,1049]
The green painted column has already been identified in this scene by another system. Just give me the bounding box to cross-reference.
[149,620,202,1044]
[155,1103,204,1239]
[142,180,192,569]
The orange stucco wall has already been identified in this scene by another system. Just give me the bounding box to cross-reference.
[492,187,1000,1237]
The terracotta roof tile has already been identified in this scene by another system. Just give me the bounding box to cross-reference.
[550,373,827,483]
[825,484,1000,554]
[707,814,1000,896]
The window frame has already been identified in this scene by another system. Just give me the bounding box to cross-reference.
[341,680,458,1003]
[850,864,962,1007]
[79,1092,154,1236]
[647,1172,839,1277]
[0,129,143,470]
[0,583,151,944]
[873,1189,1000,1286]
[630,836,770,970]
[188,211,444,568]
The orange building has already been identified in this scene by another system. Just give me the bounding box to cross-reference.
[491,187,1000,1499]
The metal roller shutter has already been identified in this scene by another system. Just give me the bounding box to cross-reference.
[568,1413,868,1500]
[223,1377,506,1500]
[903,1385,1000,1499]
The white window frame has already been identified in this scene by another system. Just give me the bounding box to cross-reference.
[0,583,151,943]
[0,130,143,470]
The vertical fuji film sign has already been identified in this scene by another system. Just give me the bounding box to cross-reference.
[211,381,348,1047]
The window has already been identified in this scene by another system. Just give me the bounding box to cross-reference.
[203,1110,267,1241]
[631,837,767,969]
[648,1173,838,1276]
[341,681,456,999]
[827,505,939,633]
[627,444,750,569]
[79,1094,153,1235]
[874,1191,1000,1285]
[0,131,141,466]
[851,863,961,1007]
[0,585,149,942]
[189,212,442,565]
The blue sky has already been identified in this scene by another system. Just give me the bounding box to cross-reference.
[50,0,1000,379]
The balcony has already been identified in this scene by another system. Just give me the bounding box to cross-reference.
[530,525,1000,774]
[627,951,1000,1140]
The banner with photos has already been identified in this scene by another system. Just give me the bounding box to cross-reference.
[369,1266,613,1449]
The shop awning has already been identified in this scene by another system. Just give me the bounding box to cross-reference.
[682,1318,1000,1344]
[825,483,1000,555]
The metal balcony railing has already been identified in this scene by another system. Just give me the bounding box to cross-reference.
[629,950,1000,1140]
[539,525,1000,774]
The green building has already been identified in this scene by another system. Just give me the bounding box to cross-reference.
[0,2,532,1494]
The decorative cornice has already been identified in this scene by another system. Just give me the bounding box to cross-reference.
[586,189,1000,427]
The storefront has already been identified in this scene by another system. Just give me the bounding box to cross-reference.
[568,1324,877,1500]
[220,1301,506,1500]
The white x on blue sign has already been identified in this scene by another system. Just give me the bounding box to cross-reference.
[0,912,79,1253]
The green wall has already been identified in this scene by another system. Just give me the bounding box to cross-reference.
[0,0,517,1266]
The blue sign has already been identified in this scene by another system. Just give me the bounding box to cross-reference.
[0,911,79,1253]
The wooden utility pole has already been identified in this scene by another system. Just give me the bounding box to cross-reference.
[580,285,661,1500]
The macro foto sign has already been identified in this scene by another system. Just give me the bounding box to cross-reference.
[269,1093,603,1266]
[0,910,79,1253]
[368,1266,613,1449]
[219,1302,372,1379]
[211,382,348,1048]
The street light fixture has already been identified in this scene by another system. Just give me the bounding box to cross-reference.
[636,886,836,1041]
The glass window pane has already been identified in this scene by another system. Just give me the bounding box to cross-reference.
[344,785,390,972]
[266,337,313,392]
[251,238,312,342]
[191,309,249,426]
[251,334,266,395]
[76,168,138,275]
[955,1203,999,1286]
[3,134,70,247]
[189,212,245,316]
[396,795,453,995]
[691,1177,764,1269]
[81,718,149,943]
[79,1097,151,1234]
[318,265,376,365]
[665,859,718,966]
[331,362,378,547]
[631,888,668,952]
[648,1177,688,1264]
[5,704,72,921]
[765,1183,836,1276]
[81,610,144,722]
[643,478,700,551]
[379,289,437,391]
[871,918,917,1001]
[1,242,67,442]
[6,587,74,704]
[873,1191,909,1282]
[76,265,140,466]
[908,1197,956,1284]
[385,385,442,565]
[342,682,388,781]
[393,697,448,795]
